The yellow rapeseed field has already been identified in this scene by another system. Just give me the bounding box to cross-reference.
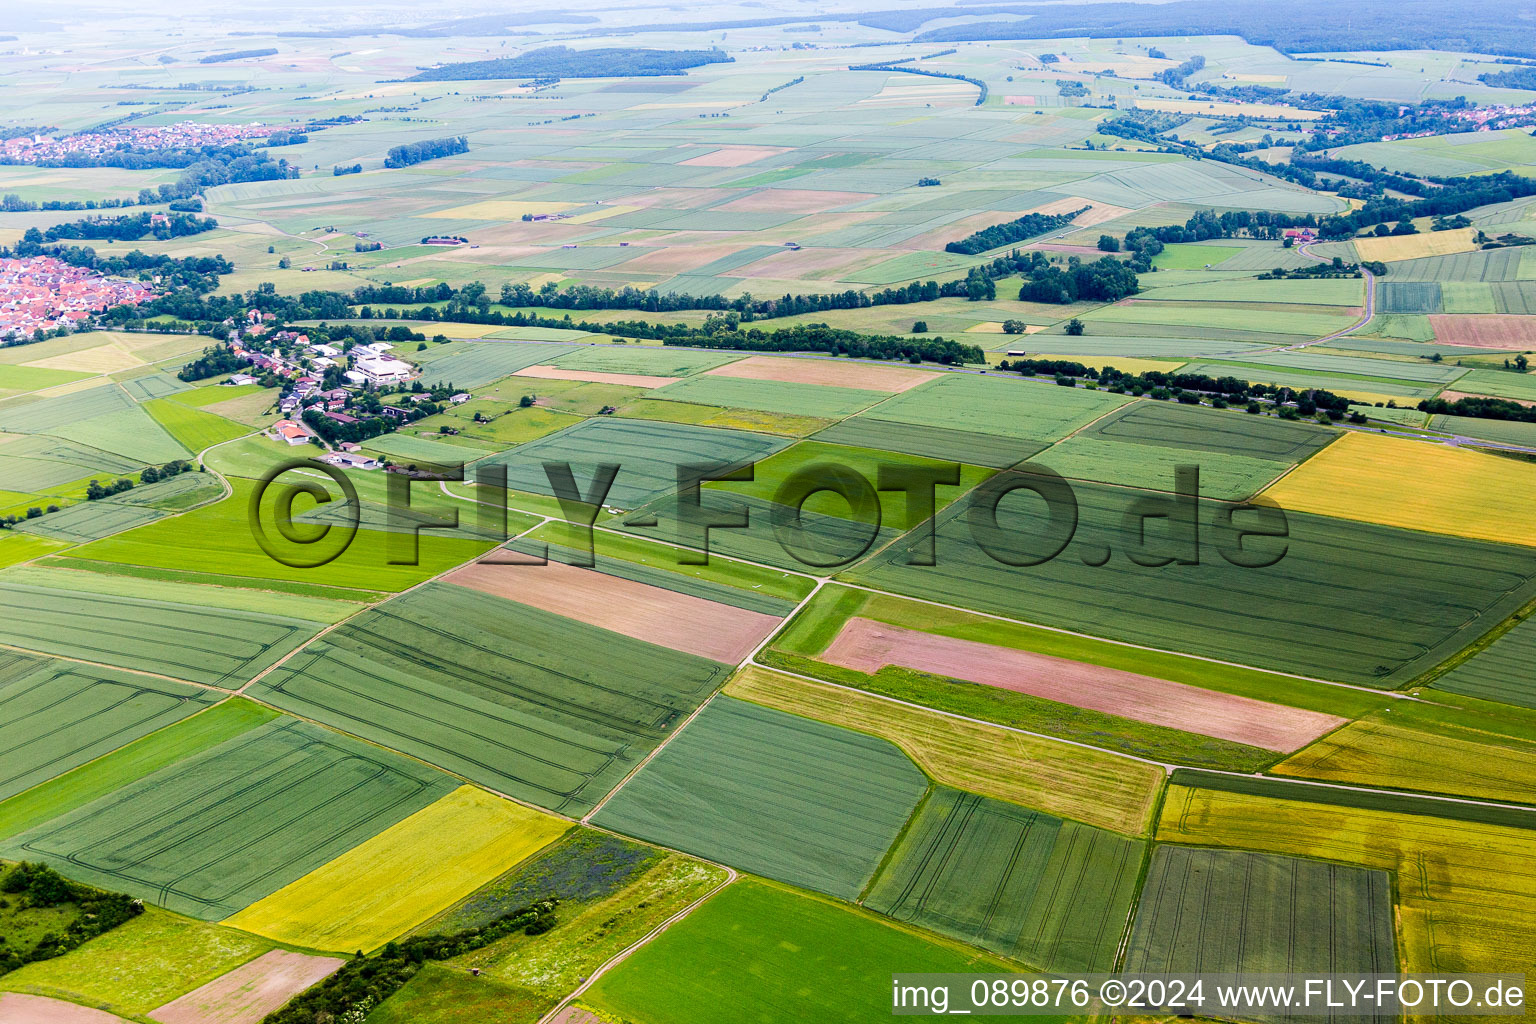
[1261,430,1536,547]
[226,786,569,952]
[1158,784,1536,982]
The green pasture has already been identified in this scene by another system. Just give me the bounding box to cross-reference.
[649,375,883,419]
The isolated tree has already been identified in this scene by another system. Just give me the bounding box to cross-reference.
[1064,318,1086,336]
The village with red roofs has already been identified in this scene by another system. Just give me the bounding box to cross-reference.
[0,255,153,340]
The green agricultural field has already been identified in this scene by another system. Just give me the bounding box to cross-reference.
[51,407,192,465]
[1456,368,1536,402]
[1084,400,1336,461]
[840,481,1536,687]
[1028,434,1288,500]
[1140,277,1366,306]
[855,374,1131,446]
[812,416,1045,469]
[0,578,322,687]
[0,384,134,433]
[0,364,90,398]
[15,498,168,543]
[1124,846,1398,984]
[1378,281,1443,314]
[620,395,836,438]
[142,398,251,452]
[1,716,455,920]
[361,431,497,466]
[592,697,928,900]
[108,471,224,511]
[363,966,547,1024]
[1431,414,1536,447]
[1177,360,1437,397]
[649,375,882,419]
[865,789,1143,972]
[479,417,788,510]
[582,879,1039,1024]
[118,371,191,403]
[410,401,582,449]
[248,583,730,815]
[0,906,275,1017]
[68,478,497,592]
[0,699,276,841]
[551,345,742,377]
[1432,616,1536,708]
[0,660,221,803]
[1151,243,1239,270]
[415,341,581,389]
[1084,303,1358,337]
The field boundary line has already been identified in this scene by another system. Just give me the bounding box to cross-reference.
[532,866,739,1024]
[0,639,232,694]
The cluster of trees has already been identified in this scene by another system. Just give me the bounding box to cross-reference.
[333,163,362,175]
[8,142,298,194]
[199,47,277,63]
[6,236,231,293]
[945,207,1085,255]
[2,192,142,212]
[0,863,143,976]
[847,62,988,105]
[667,322,983,364]
[1419,394,1536,424]
[179,344,245,381]
[1257,258,1377,280]
[406,46,732,82]
[761,75,804,101]
[85,477,136,500]
[264,130,307,147]
[384,136,468,168]
[1018,256,1140,303]
[1156,54,1205,88]
[264,899,559,1024]
[1478,66,1536,89]
[998,357,1351,417]
[36,212,216,243]
[1058,81,1089,97]
[139,460,193,484]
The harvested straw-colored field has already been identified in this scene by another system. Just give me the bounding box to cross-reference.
[725,666,1162,834]
[1428,314,1536,348]
[1261,430,1536,547]
[513,365,679,388]
[226,786,568,952]
[703,354,938,393]
[1353,227,1478,263]
[443,558,781,664]
[821,618,1345,751]
[148,950,346,1024]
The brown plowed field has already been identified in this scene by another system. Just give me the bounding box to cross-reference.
[703,354,938,392]
[444,558,781,663]
[0,994,130,1024]
[514,365,679,388]
[821,618,1345,752]
[149,950,346,1024]
[1429,315,1536,349]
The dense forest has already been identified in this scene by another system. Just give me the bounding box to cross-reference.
[914,0,1536,59]
[199,47,278,63]
[383,136,468,168]
[34,212,217,243]
[1478,66,1536,89]
[406,46,732,82]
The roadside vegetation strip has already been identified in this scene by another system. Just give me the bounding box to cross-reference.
[1155,783,1536,981]
[581,879,1031,1024]
[479,417,790,510]
[148,949,346,1024]
[862,372,1132,445]
[1273,699,1536,806]
[591,696,928,901]
[247,583,729,816]
[227,786,570,953]
[725,666,1162,835]
[1123,845,1397,976]
[0,717,456,921]
[1262,430,1536,548]
[0,662,222,803]
[444,558,783,664]
[864,788,1143,973]
[0,905,275,1017]
[821,617,1346,753]
[0,699,276,841]
[702,354,940,393]
[0,580,323,688]
[1082,399,1337,462]
[840,479,1536,688]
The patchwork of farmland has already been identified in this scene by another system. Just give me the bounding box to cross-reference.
[248,583,731,815]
